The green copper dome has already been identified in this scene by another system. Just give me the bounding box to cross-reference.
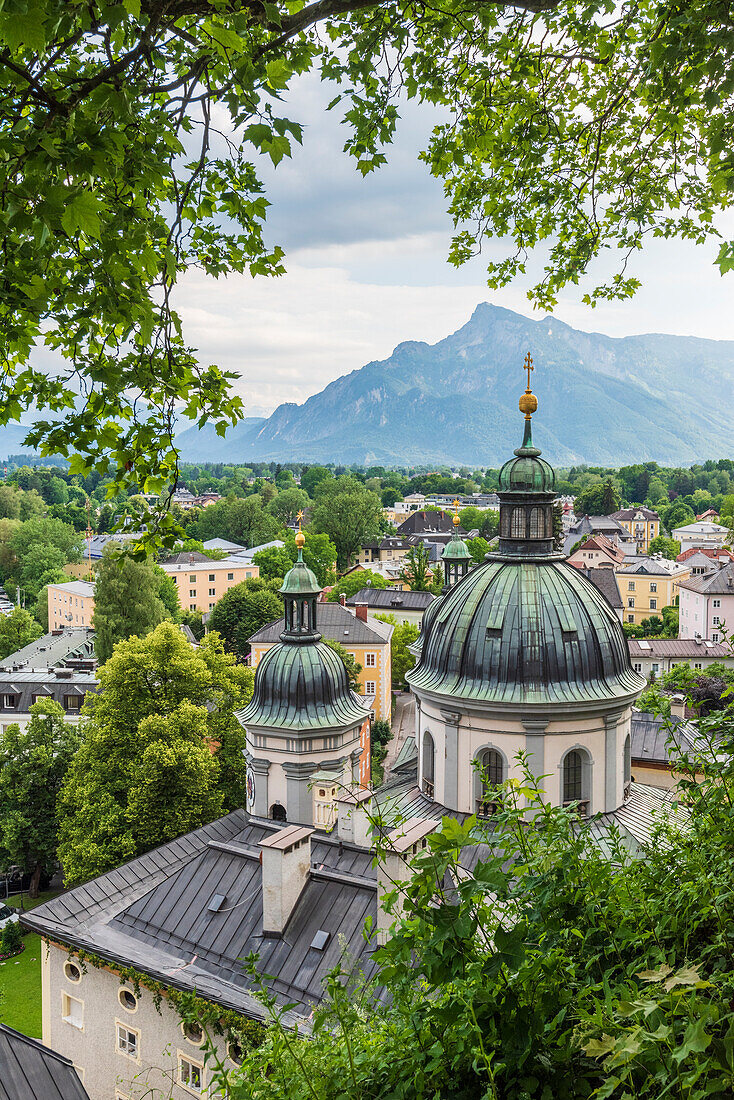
[442,533,472,561]
[498,420,556,494]
[279,551,321,597]
[238,641,370,732]
[407,558,644,708]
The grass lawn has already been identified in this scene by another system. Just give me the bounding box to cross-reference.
[0,888,64,1038]
[0,932,43,1038]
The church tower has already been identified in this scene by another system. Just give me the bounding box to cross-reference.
[407,357,645,817]
[239,522,371,828]
[441,499,472,592]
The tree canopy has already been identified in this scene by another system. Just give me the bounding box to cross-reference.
[7,0,729,526]
[92,547,171,663]
[311,476,382,570]
[57,622,252,885]
[0,606,43,659]
[207,576,283,659]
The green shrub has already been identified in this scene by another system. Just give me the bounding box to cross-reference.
[1,919,23,956]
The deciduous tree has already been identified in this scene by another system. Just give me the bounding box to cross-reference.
[92,548,169,664]
[311,477,382,571]
[208,578,282,659]
[0,606,42,659]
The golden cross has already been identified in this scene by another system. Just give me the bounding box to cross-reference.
[296,509,304,531]
[524,352,534,390]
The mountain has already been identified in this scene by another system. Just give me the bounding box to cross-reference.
[175,304,734,467]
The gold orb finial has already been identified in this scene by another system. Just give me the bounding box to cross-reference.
[295,510,306,549]
[519,352,538,420]
[452,498,461,527]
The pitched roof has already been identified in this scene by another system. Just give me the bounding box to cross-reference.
[677,546,734,563]
[248,601,392,646]
[160,550,213,564]
[202,538,247,551]
[575,566,623,609]
[678,562,734,595]
[616,556,687,577]
[0,628,95,670]
[611,508,660,522]
[46,580,95,598]
[346,588,436,612]
[628,638,732,659]
[0,1025,90,1100]
[22,811,379,1025]
[397,511,465,536]
[630,709,708,767]
[672,520,730,536]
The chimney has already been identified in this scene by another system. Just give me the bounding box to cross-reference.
[355,602,368,622]
[670,693,687,720]
[189,552,195,565]
[339,592,347,607]
[336,787,373,848]
[259,825,314,935]
[376,818,438,943]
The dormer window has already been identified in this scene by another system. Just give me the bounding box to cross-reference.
[2,694,17,709]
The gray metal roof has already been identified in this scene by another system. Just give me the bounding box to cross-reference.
[0,666,98,714]
[48,580,95,598]
[346,589,436,612]
[630,709,708,767]
[628,638,732,659]
[249,602,391,647]
[0,1025,90,1100]
[678,562,734,595]
[23,811,379,1025]
[0,628,95,672]
[575,566,623,609]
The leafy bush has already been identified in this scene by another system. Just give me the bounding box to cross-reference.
[1,919,23,956]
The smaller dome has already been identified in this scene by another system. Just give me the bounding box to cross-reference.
[498,420,556,494]
[239,641,370,732]
[442,534,472,561]
[280,554,321,597]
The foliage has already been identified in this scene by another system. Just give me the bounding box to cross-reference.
[574,478,621,517]
[640,615,665,637]
[323,639,362,692]
[254,531,337,588]
[636,682,672,717]
[194,497,283,549]
[252,545,294,583]
[267,487,310,526]
[327,570,388,602]
[370,719,392,750]
[648,535,681,560]
[152,564,182,621]
[0,606,42,659]
[208,578,283,660]
[660,500,697,534]
[299,467,333,499]
[57,623,252,885]
[467,536,490,565]
[92,548,169,664]
[622,621,644,639]
[0,920,23,957]
[399,543,440,594]
[181,609,206,642]
[310,477,382,570]
[374,613,419,688]
[458,508,499,540]
[0,701,82,897]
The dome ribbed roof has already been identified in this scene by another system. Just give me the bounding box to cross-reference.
[407,559,644,707]
[279,556,321,597]
[442,534,472,560]
[238,641,370,732]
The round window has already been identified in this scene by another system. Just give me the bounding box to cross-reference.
[118,988,137,1012]
[183,1020,204,1045]
[64,961,81,984]
[228,1040,243,1065]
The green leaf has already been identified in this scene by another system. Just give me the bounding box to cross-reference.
[61,192,103,240]
[673,1018,711,1063]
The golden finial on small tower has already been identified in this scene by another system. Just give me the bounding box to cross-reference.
[295,509,305,549]
[452,498,461,527]
[518,351,538,420]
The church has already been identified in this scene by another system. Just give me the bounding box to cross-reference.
[24,363,673,1100]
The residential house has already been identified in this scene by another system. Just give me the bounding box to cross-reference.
[672,519,730,554]
[562,514,637,557]
[396,510,467,540]
[0,661,98,734]
[0,586,13,616]
[615,556,690,626]
[345,587,437,627]
[47,581,95,630]
[630,705,713,791]
[628,637,734,679]
[566,533,627,570]
[696,509,720,522]
[610,508,660,553]
[248,602,393,719]
[202,537,247,553]
[678,562,734,643]
[358,537,412,568]
[0,1024,91,1100]
[677,546,734,572]
[160,552,259,614]
[228,539,286,563]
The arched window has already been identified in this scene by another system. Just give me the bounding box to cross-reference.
[623,734,631,796]
[476,748,504,817]
[562,749,590,815]
[500,508,512,538]
[422,731,435,799]
[270,803,287,822]
[529,506,545,539]
[510,506,525,539]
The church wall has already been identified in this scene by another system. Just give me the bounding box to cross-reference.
[44,941,235,1100]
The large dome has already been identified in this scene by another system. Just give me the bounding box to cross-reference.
[407,558,644,708]
[239,641,370,732]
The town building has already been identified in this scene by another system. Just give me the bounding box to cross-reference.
[627,637,734,679]
[24,364,682,1100]
[47,581,95,631]
[160,553,259,613]
[0,1023,90,1100]
[672,519,731,554]
[345,587,436,626]
[573,566,624,621]
[614,556,690,625]
[563,514,637,557]
[566,533,627,570]
[676,546,734,572]
[0,628,98,733]
[396,509,467,541]
[357,536,412,568]
[678,562,734,643]
[696,509,720,522]
[609,508,660,553]
[248,600,393,720]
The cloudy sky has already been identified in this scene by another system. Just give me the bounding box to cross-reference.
[175,75,734,417]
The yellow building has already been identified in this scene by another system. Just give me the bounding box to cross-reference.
[160,552,259,614]
[614,557,690,625]
[47,580,95,630]
[248,602,393,721]
[610,508,660,553]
